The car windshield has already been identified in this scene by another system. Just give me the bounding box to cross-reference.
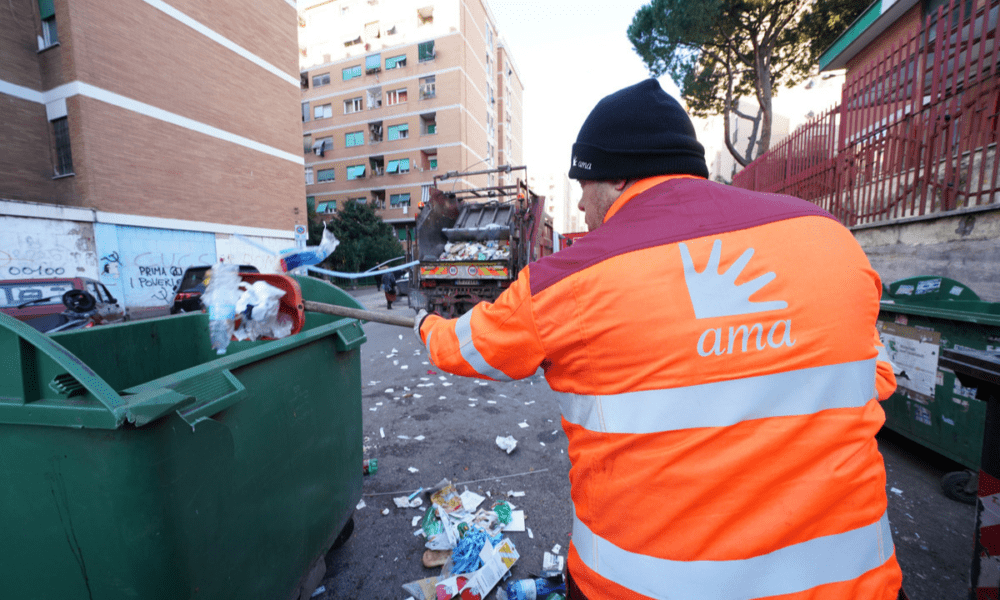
[0,281,75,308]
[176,268,210,293]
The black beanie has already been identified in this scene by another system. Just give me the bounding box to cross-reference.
[569,79,709,181]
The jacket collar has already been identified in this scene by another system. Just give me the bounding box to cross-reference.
[603,174,704,224]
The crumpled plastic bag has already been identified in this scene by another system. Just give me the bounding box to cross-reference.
[234,280,292,341]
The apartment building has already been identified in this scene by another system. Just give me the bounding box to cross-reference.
[0,0,303,308]
[298,0,524,239]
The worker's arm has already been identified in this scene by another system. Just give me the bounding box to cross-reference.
[874,328,897,401]
[417,268,546,381]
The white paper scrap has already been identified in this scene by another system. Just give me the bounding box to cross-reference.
[502,510,526,532]
[399,334,403,340]
[487,400,497,404]
[401,365,409,370]
[518,422,529,428]
[543,551,565,572]
[552,544,561,554]
[524,401,535,405]
[393,360,399,366]
[385,388,394,394]
[496,435,518,454]
[369,407,377,412]
[439,376,448,381]
[439,396,447,400]
[382,508,390,515]
[527,528,534,539]
[398,435,411,439]
[459,490,487,512]
[443,382,453,387]
[376,402,383,406]
[412,515,422,527]
[356,499,366,510]
[408,466,420,473]
[891,487,903,495]
[459,538,518,599]
[394,496,423,509]
[508,491,525,497]
[311,585,326,597]
[380,427,385,438]
[415,435,426,441]
[499,394,508,398]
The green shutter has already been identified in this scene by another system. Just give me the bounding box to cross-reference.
[427,123,436,134]
[307,196,316,211]
[385,160,399,174]
[38,0,54,19]
[419,41,434,61]
[345,131,363,147]
[429,158,437,169]
[399,158,410,172]
[366,54,381,71]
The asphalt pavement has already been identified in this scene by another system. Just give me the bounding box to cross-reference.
[315,287,978,600]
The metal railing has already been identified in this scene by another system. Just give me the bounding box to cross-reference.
[733,0,1000,226]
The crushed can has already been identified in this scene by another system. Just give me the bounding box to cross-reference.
[362,458,377,475]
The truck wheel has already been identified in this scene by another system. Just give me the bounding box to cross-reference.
[941,470,978,505]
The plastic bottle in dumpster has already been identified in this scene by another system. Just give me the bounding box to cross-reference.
[202,262,241,355]
[497,572,566,600]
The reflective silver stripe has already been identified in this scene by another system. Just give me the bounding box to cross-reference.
[424,330,435,365]
[876,344,896,372]
[573,510,894,600]
[454,310,513,381]
[560,359,876,434]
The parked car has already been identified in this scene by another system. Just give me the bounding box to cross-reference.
[170,265,259,314]
[396,271,410,296]
[0,277,127,332]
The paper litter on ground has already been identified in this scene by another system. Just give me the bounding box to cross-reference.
[385,388,394,394]
[398,435,411,439]
[415,435,426,441]
[356,499,366,510]
[395,496,424,509]
[502,510,525,532]
[527,528,533,539]
[412,515,422,527]
[543,551,565,572]
[495,435,518,454]
[380,427,385,438]
[382,508,390,515]
[409,466,420,473]
[507,491,525,497]
[459,537,519,599]
[891,487,903,495]
[401,365,409,370]
[460,490,487,513]
[439,396,447,400]
[518,422,529,428]
[551,544,561,554]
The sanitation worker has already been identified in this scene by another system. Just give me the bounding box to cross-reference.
[414,79,904,600]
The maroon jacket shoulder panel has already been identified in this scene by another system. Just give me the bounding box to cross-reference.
[529,178,837,295]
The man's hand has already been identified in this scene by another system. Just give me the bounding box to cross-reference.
[413,309,428,342]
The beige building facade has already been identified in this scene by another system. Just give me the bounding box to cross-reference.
[1,0,305,307]
[299,0,524,237]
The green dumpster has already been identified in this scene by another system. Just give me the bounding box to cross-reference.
[877,276,1000,503]
[0,276,366,600]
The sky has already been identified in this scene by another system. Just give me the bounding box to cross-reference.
[486,1,679,178]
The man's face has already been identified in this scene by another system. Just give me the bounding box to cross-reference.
[577,180,622,231]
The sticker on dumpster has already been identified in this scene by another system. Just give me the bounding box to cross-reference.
[914,404,932,426]
[878,321,941,403]
[896,285,915,296]
[916,278,942,295]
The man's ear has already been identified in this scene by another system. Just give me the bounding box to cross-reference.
[613,179,632,192]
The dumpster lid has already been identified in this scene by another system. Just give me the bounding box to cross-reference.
[880,276,1000,326]
[939,348,1000,387]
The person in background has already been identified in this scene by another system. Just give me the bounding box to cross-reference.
[413,79,904,600]
[381,269,397,310]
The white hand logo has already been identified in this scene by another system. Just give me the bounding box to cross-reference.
[679,239,788,319]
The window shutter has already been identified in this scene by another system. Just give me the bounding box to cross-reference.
[386,160,399,174]
[366,54,381,71]
[400,158,410,171]
[38,0,54,19]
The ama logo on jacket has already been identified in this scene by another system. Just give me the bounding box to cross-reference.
[678,239,795,356]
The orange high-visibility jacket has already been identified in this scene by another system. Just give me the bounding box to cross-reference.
[419,175,901,600]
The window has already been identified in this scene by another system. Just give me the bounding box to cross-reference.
[387,123,409,141]
[312,136,332,156]
[419,75,436,99]
[417,6,433,25]
[418,41,435,62]
[390,193,411,206]
[365,53,381,74]
[317,168,336,182]
[312,73,331,87]
[316,201,337,214]
[344,97,362,114]
[369,155,385,175]
[385,54,407,70]
[346,164,366,180]
[52,117,72,176]
[345,131,364,147]
[344,36,362,47]
[386,158,410,174]
[386,88,408,106]
[367,87,382,109]
[371,190,386,208]
[301,101,310,122]
[364,21,380,39]
[301,73,309,89]
[314,103,332,119]
[369,121,383,142]
[305,167,314,185]
[421,112,436,135]
[422,149,438,171]
[38,0,57,49]
[303,134,312,154]
[342,65,362,81]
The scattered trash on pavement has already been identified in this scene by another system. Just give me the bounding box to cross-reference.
[496,436,518,454]
[356,499,366,510]
[496,571,566,600]
[543,551,564,572]
[891,487,903,495]
[362,458,378,476]
[310,584,326,597]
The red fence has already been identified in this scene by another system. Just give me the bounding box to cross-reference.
[733,0,1000,225]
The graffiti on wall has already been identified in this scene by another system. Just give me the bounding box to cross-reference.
[96,224,218,308]
[0,219,98,280]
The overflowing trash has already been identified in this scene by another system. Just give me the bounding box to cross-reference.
[279,226,339,272]
[438,241,510,261]
[203,262,241,354]
[495,436,518,454]
[233,280,293,341]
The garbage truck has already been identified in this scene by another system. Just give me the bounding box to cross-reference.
[411,165,547,317]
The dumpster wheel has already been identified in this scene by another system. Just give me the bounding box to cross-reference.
[332,516,355,549]
[941,470,978,505]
